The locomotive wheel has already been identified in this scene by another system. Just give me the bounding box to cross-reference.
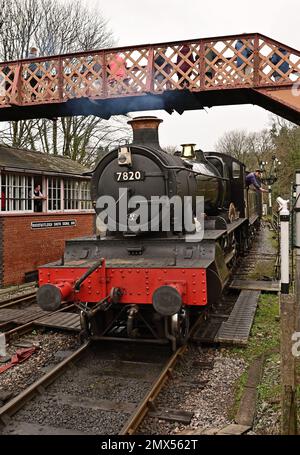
[241,226,250,254]
[79,311,90,342]
[171,308,190,347]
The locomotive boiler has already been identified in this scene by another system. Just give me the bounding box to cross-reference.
[92,116,224,232]
[37,116,261,349]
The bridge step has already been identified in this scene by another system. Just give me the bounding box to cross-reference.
[0,306,47,325]
[215,290,260,346]
[34,311,80,331]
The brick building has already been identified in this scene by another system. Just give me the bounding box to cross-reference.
[0,145,94,287]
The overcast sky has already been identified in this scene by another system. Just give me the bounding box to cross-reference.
[84,0,299,150]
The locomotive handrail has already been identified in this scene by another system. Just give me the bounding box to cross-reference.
[163,166,229,181]
[74,257,104,291]
[134,146,230,181]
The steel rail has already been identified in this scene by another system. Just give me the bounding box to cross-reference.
[0,282,36,296]
[2,303,76,343]
[0,341,90,426]
[119,345,187,435]
[0,291,36,309]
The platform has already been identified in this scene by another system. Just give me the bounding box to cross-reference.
[230,279,280,292]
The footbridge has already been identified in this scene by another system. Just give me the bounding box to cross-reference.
[0,33,299,123]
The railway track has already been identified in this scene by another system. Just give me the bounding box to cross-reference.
[0,289,36,309]
[0,303,77,343]
[0,341,188,435]
[0,228,277,435]
[0,282,80,342]
[136,229,278,435]
[192,228,278,345]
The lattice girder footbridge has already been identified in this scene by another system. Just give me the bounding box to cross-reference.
[0,33,299,123]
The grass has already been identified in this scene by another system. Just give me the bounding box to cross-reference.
[257,353,281,403]
[229,293,300,433]
[228,369,248,420]
[226,220,300,432]
[232,293,280,362]
[226,222,300,432]
[228,293,280,422]
[226,222,281,423]
[248,260,275,280]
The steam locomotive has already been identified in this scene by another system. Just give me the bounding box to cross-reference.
[37,116,261,349]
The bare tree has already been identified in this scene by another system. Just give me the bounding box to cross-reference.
[216,130,252,166]
[247,130,275,164]
[0,0,129,164]
[215,117,300,201]
[215,129,274,169]
[0,0,113,61]
[164,145,178,155]
[268,116,300,197]
[0,1,5,32]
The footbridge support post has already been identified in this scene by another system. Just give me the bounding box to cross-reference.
[277,195,298,434]
[277,197,290,294]
[295,170,300,331]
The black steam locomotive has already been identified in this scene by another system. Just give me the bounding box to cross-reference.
[37,116,261,349]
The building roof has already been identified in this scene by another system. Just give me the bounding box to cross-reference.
[0,145,91,177]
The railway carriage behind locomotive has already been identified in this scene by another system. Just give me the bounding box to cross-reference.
[37,116,261,349]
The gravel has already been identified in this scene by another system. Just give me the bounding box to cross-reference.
[0,330,81,401]
[0,284,36,303]
[11,400,128,434]
[138,345,246,435]
[49,360,158,403]
[0,343,168,435]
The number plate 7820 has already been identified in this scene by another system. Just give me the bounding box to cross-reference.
[114,170,145,182]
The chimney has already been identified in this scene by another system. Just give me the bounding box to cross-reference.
[128,116,163,149]
[181,144,206,162]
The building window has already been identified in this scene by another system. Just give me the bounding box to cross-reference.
[0,173,92,213]
[80,181,92,210]
[48,177,61,211]
[0,173,33,212]
[64,179,80,210]
[64,179,92,211]
[32,179,46,212]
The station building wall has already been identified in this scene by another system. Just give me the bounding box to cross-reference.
[0,212,94,287]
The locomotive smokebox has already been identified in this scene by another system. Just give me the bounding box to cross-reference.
[128,116,163,150]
